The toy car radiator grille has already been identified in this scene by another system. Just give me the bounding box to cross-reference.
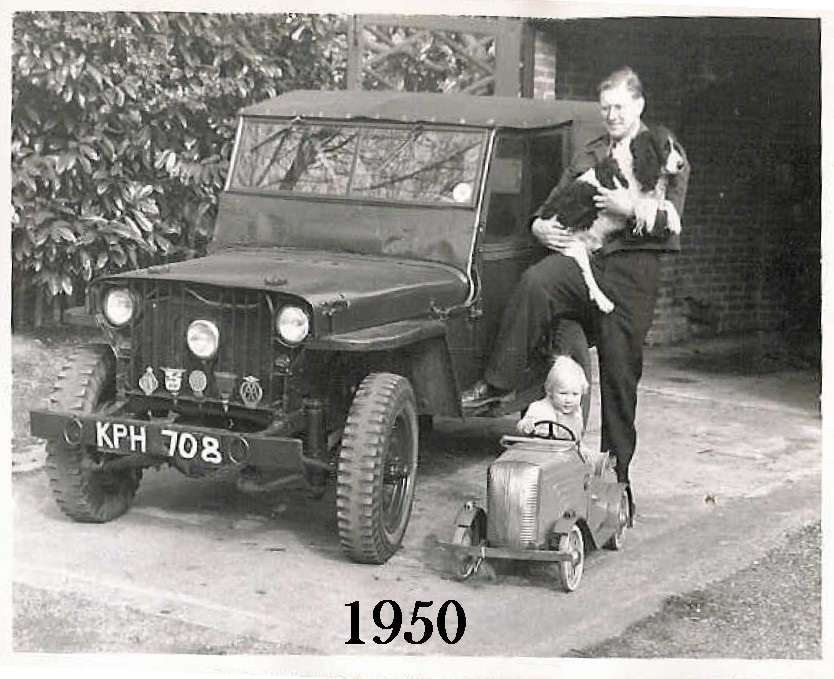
[125,280,275,406]
[487,461,540,549]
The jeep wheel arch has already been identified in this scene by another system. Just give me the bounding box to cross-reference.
[309,320,462,419]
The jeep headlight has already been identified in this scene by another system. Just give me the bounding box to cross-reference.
[276,306,309,345]
[187,320,220,359]
[103,288,135,326]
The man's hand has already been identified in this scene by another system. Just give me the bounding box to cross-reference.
[593,177,635,218]
[531,217,578,252]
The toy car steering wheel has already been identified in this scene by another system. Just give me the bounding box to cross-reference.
[532,420,577,441]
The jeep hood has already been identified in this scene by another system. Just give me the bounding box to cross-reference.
[111,248,470,335]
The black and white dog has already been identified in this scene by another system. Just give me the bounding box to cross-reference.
[539,125,686,313]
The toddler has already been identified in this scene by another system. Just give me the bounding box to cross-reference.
[517,355,588,440]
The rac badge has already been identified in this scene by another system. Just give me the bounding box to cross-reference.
[163,367,185,395]
[240,376,263,408]
[138,367,159,396]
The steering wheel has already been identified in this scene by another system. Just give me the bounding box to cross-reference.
[532,420,577,441]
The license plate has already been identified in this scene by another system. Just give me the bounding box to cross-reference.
[95,421,224,464]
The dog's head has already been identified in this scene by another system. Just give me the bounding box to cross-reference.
[631,125,686,191]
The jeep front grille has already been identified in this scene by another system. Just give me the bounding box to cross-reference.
[487,461,540,549]
[126,280,275,407]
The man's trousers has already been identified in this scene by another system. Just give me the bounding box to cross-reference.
[484,250,661,483]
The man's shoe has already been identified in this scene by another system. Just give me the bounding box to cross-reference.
[460,380,512,408]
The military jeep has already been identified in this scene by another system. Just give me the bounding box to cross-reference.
[30,90,604,564]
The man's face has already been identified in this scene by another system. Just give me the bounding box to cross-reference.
[599,83,644,141]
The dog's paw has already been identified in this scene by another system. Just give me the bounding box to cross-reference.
[662,200,682,234]
[634,198,659,234]
[594,294,615,314]
[634,216,656,235]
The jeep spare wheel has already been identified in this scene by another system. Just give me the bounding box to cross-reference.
[336,373,419,564]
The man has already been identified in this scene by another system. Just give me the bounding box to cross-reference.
[462,67,690,520]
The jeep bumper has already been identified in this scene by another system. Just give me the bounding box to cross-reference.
[30,409,313,472]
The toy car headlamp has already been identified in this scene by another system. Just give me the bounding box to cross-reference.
[276,306,309,345]
[103,288,135,326]
[187,320,220,359]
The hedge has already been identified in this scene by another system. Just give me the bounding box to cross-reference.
[11,12,347,325]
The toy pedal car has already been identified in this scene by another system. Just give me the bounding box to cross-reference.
[442,421,630,592]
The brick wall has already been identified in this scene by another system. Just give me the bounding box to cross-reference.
[532,26,556,99]
[535,17,821,344]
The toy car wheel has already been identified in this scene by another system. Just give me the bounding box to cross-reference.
[604,487,630,551]
[44,345,143,523]
[450,525,480,579]
[555,524,585,592]
[337,373,419,564]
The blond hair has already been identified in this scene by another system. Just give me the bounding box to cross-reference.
[545,355,589,395]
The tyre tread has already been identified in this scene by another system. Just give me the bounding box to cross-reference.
[336,373,418,564]
[44,344,141,523]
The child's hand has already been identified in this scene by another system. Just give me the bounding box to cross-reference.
[517,418,535,435]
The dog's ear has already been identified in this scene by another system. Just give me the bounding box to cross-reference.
[653,125,687,178]
[631,129,661,191]
[667,136,688,176]
[651,124,672,145]
[598,155,629,190]
[614,164,630,190]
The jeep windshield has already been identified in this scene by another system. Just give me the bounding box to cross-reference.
[228,119,488,206]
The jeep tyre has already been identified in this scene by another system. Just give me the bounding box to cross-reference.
[44,345,142,522]
[336,373,419,564]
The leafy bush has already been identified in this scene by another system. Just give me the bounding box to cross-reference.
[11,12,347,305]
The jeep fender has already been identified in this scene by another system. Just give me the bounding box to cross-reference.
[404,335,462,418]
[308,319,462,418]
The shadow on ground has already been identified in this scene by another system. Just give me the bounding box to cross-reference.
[569,522,821,659]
